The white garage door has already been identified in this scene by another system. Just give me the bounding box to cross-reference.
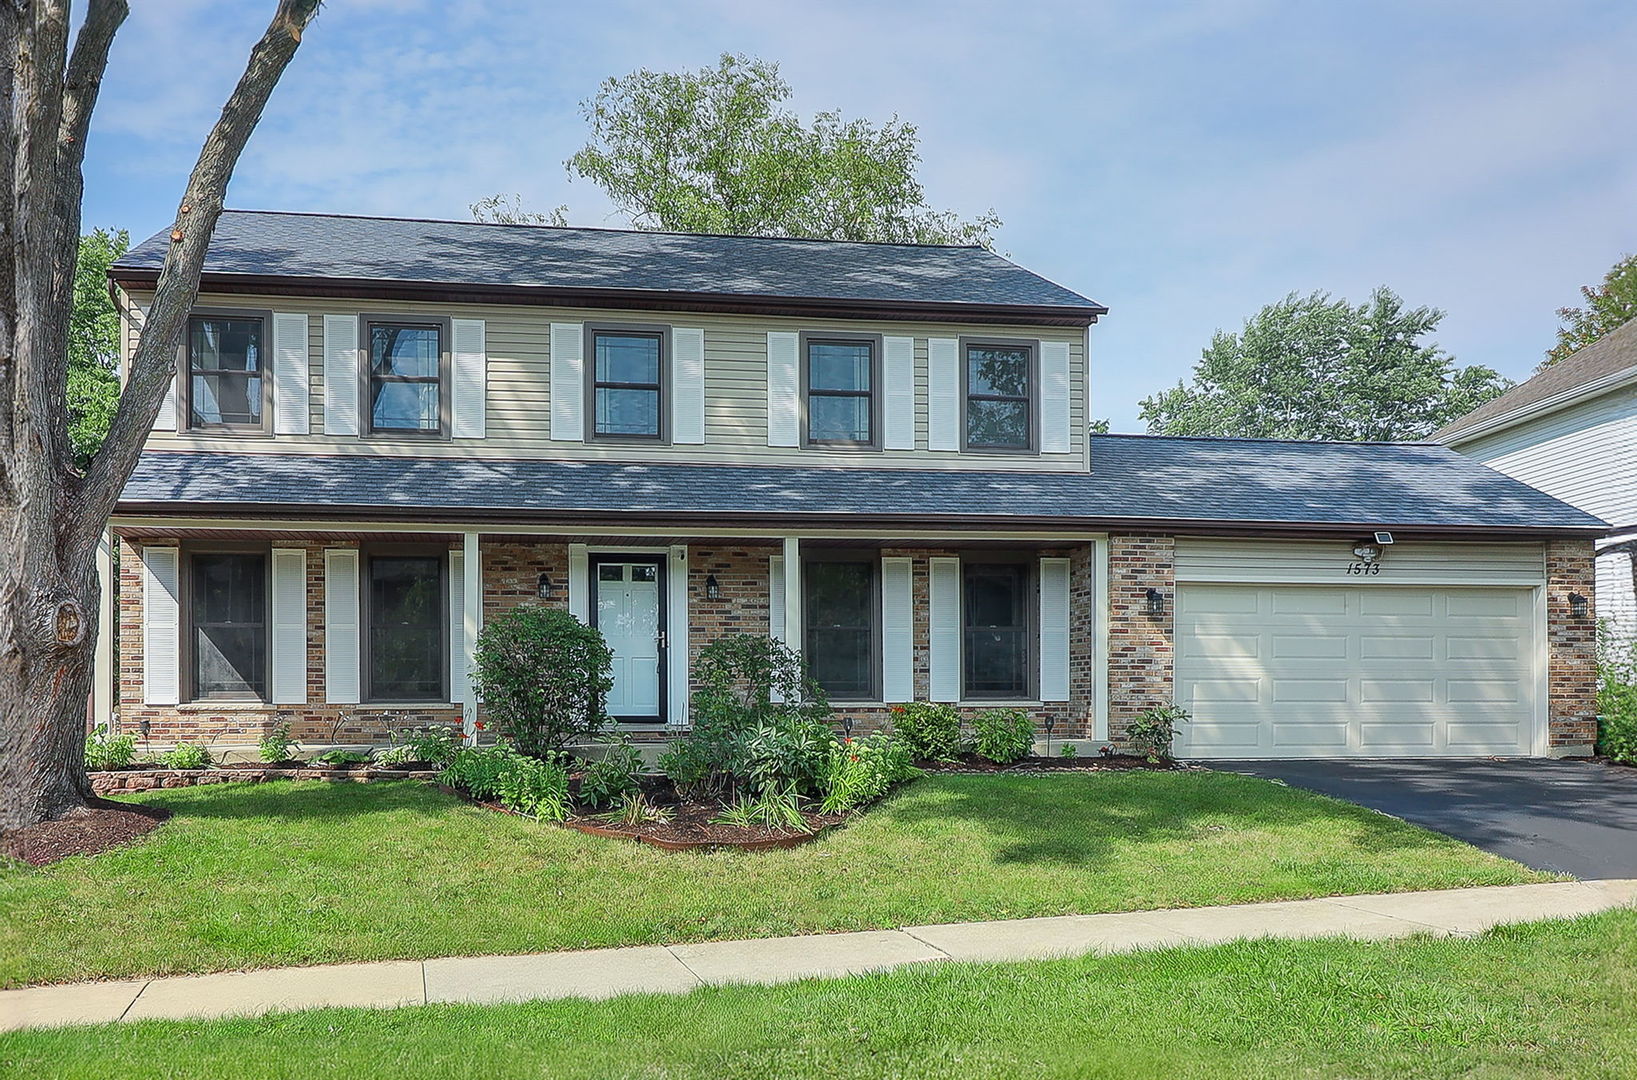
[1176,585,1538,758]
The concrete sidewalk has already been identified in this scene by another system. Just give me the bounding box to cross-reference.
[5,879,1634,1032]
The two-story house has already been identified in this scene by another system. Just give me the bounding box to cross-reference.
[1437,318,1637,640]
[95,210,1606,760]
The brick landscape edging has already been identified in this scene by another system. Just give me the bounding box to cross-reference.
[90,768,440,794]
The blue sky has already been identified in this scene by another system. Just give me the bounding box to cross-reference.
[83,1,1637,432]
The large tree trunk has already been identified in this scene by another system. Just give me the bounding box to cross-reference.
[0,0,320,832]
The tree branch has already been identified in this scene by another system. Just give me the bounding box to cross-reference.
[77,0,319,549]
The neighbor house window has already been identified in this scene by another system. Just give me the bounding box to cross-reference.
[188,550,267,700]
[963,342,1034,451]
[805,338,877,446]
[962,561,1032,698]
[366,318,445,434]
[186,313,267,430]
[803,558,879,700]
[364,551,447,702]
[590,328,665,439]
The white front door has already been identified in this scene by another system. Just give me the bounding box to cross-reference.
[595,560,664,721]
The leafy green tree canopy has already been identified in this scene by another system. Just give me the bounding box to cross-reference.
[1544,253,1637,368]
[66,227,129,465]
[1139,287,1511,442]
[476,53,999,247]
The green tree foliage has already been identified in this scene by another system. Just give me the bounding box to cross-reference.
[66,227,129,465]
[471,606,614,757]
[1139,287,1511,441]
[478,54,999,247]
[1543,253,1637,368]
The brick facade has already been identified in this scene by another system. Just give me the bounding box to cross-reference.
[1104,533,1175,745]
[1546,538,1598,753]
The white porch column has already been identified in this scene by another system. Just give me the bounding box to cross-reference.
[462,531,481,745]
[782,536,802,655]
[1093,538,1111,742]
[93,530,116,730]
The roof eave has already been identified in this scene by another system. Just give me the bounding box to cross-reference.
[1438,366,1637,446]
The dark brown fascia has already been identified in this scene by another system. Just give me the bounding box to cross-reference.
[107,269,1105,329]
[109,500,1609,541]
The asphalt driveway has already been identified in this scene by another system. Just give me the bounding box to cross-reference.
[1214,758,1637,879]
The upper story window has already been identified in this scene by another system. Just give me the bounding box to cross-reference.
[187,548,267,701]
[590,327,666,440]
[963,341,1035,452]
[804,337,878,447]
[186,312,268,431]
[366,318,446,435]
[364,549,447,703]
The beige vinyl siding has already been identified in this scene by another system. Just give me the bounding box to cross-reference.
[128,289,1090,472]
[1174,538,1546,587]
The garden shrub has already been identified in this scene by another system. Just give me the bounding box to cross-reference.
[1598,628,1637,764]
[973,708,1034,764]
[472,605,615,757]
[578,738,642,808]
[732,716,834,797]
[159,742,212,770]
[375,727,459,768]
[84,724,136,770]
[440,744,570,820]
[1125,705,1189,762]
[440,745,519,801]
[890,701,964,762]
[818,734,920,813]
[257,722,295,764]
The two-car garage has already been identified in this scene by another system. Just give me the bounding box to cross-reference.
[1171,540,1546,759]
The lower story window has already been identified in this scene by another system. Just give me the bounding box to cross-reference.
[190,551,266,700]
[963,562,1032,698]
[804,559,878,700]
[366,552,446,702]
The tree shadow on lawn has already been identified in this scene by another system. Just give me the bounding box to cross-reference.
[108,779,466,825]
[885,772,1480,869]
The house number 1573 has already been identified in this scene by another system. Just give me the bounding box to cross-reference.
[1345,562,1382,576]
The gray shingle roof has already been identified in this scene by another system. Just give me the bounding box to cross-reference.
[1436,317,1637,442]
[116,435,1605,534]
[112,210,1105,315]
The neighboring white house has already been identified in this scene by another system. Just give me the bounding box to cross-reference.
[1437,318,1637,636]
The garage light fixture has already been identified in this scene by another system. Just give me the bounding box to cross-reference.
[1145,588,1165,617]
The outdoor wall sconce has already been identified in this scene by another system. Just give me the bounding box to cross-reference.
[1145,588,1165,617]
[536,573,553,600]
[1570,592,1590,620]
[705,574,722,600]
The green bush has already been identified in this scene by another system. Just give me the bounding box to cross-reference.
[440,745,519,801]
[890,701,964,762]
[1598,629,1637,764]
[973,708,1035,764]
[1126,705,1189,762]
[732,716,834,797]
[472,605,615,757]
[84,724,136,770]
[578,739,642,808]
[376,727,459,768]
[257,722,295,764]
[440,745,570,820]
[818,734,920,813]
[159,742,212,770]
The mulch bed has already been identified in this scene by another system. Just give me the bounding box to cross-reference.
[1,801,171,866]
[919,752,1187,773]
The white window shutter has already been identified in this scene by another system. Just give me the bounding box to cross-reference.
[449,549,466,704]
[881,557,914,702]
[672,327,706,444]
[928,557,961,702]
[141,546,180,705]
[134,306,177,432]
[324,549,360,704]
[769,555,786,704]
[550,322,584,442]
[270,548,308,704]
[1041,341,1071,454]
[322,314,359,436]
[271,313,310,435]
[928,338,959,451]
[883,336,915,451]
[1039,557,1071,701]
[451,318,487,439]
[766,331,799,447]
[568,544,589,622]
[667,545,690,725]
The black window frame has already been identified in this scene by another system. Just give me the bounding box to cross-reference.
[959,555,1037,701]
[801,551,881,702]
[181,542,271,703]
[180,307,274,434]
[800,332,883,449]
[361,543,450,704]
[585,322,670,444]
[360,314,451,439]
[960,337,1039,454]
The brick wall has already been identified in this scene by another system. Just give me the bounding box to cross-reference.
[1105,533,1175,746]
[1547,538,1598,753]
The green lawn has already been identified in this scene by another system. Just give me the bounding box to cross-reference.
[0,772,1547,988]
[5,910,1633,1079]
